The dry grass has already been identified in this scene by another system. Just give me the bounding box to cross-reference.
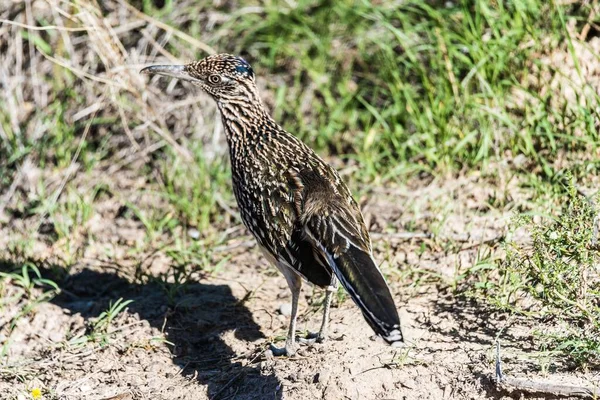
[0,0,219,196]
[0,0,239,261]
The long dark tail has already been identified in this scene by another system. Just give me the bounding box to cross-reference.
[305,206,403,345]
[329,244,403,344]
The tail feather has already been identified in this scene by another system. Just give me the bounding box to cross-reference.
[304,212,403,345]
[330,244,403,344]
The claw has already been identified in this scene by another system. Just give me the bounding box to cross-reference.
[268,330,326,357]
[297,331,326,344]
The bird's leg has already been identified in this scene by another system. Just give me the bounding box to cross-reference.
[298,275,338,344]
[270,267,302,357]
[317,275,338,341]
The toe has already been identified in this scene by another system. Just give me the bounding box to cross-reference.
[269,343,287,357]
[269,342,297,357]
[297,336,317,345]
[297,331,328,345]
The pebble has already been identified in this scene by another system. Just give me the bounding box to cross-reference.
[187,228,200,240]
[278,303,292,316]
[79,383,92,393]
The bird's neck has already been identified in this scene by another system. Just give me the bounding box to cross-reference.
[217,95,276,158]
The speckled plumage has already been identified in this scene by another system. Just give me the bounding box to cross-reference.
[142,54,403,355]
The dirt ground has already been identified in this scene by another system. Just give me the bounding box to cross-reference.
[1,170,598,400]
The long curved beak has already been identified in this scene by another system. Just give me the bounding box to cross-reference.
[140,65,201,83]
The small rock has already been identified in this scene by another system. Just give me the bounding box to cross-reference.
[187,228,200,239]
[79,383,92,393]
[315,367,331,387]
[512,154,527,168]
[100,364,113,373]
[278,303,292,316]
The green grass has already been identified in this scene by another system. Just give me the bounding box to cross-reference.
[160,142,233,233]
[216,0,599,180]
[470,178,599,368]
[0,263,61,359]
[88,298,134,345]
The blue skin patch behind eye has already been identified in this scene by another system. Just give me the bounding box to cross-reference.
[235,58,254,76]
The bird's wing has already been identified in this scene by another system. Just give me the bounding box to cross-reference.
[257,168,333,287]
[274,164,372,276]
[291,165,402,343]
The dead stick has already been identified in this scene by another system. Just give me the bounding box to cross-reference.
[371,231,503,245]
[495,341,599,398]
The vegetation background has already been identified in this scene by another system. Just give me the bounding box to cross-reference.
[0,0,599,399]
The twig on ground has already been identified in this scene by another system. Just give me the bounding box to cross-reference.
[0,19,95,32]
[370,232,432,240]
[579,0,599,41]
[592,214,599,249]
[214,192,242,223]
[100,392,134,400]
[495,341,599,398]
[212,239,256,254]
[371,231,504,248]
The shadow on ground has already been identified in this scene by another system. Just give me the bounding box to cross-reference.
[429,290,524,345]
[0,260,282,400]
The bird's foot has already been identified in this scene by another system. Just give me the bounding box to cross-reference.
[268,340,298,357]
[297,331,326,345]
[267,331,325,357]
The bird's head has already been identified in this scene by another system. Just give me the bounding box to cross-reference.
[141,53,257,103]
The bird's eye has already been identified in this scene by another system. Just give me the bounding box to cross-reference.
[208,75,221,84]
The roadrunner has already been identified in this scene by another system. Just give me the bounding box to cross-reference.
[142,54,403,356]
